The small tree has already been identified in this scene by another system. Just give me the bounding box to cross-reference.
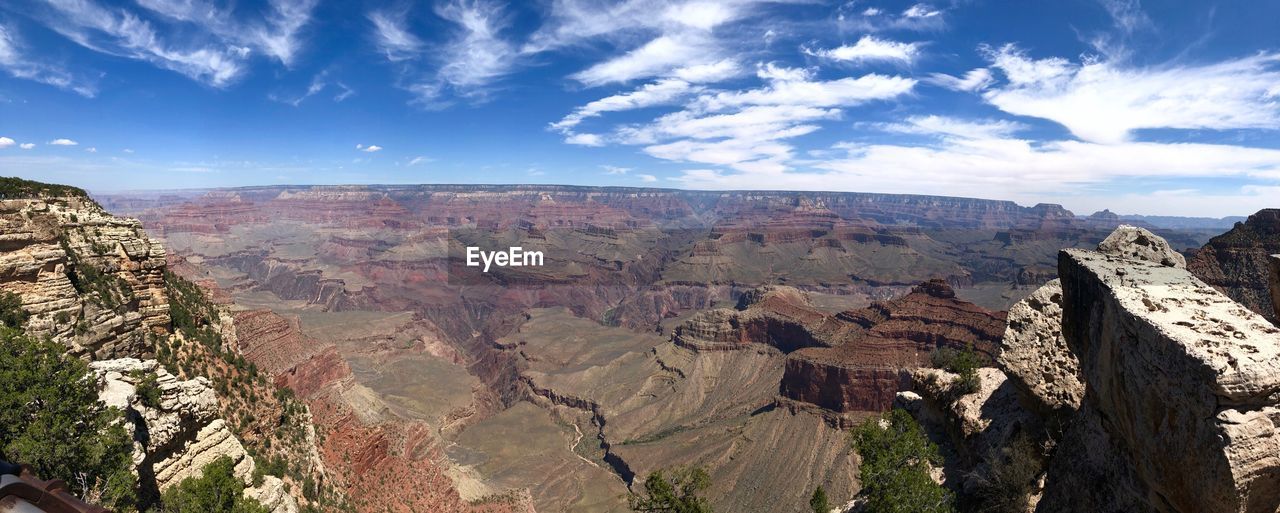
[160,456,268,513]
[627,466,713,513]
[851,409,954,513]
[810,485,830,513]
[0,291,28,329]
[929,345,982,396]
[0,327,137,510]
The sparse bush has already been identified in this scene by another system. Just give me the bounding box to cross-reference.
[930,345,982,396]
[627,466,713,513]
[132,370,163,409]
[970,435,1043,513]
[851,409,954,513]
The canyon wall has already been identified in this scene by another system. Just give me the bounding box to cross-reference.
[1189,209,1280,323]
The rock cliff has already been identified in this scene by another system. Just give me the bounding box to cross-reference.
[1188,209,1280,323]
[911,225,1280,513]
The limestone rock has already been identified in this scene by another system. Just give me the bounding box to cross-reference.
[90,359,253,492]
[245,476,300,513]
[1059,247,1280,513]
[1095,224,1185,268]
[996,279,1083,415]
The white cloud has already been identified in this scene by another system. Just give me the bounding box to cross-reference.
[638,174,657,182]
[369,10,424,62]
[0,137,13,148]
[903,4,941,18]
[333,82,355,102]
[879,115,1027,139]
[862,7,882,16]
[356,144,382,153]
[133,0,318,66]
[981,44,1280,143]
[572,34,711,86]
[696,67,916,111]
[122,148,133,153]
[552,78,695,132]
[565,133,605,146]
[85,147,97,153]
[0,23,96,97]
[927,68,993,91]
[48,138,78,146]
[602,165,630,175]
[408,156,431,166]
[20,143,35,150]
[393,0,518,105]
[804,36,922,64]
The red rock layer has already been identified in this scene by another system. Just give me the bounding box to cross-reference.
[779,280,1007,412]
[1188,209,1280,323]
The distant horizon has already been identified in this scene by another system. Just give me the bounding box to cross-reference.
[83,179,1253,221]
[3,1,1279,217]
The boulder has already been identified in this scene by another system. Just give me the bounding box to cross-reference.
[997,280,1083,416]
[1058,247,1280,513]
[1095,224,1185,268]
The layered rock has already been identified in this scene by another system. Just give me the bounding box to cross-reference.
[90,359,299,513]
[776,280,1006,415]
[0,197,169,358]
[1188,209,1280,322]
[1270,254,1279,321]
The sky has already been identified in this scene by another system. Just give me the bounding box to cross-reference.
[0,0,1278,217]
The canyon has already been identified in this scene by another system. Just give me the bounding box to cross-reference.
[5,180,1271,513]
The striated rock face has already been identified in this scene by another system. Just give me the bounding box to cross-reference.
[1270,254,1279,321]
[997,281,1082,416]
[1188,209,1280,323]
[1059,248,1280,513]
[0,197,169,358]
[778,280,1006,414]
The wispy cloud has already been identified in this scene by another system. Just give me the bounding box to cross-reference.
[926,68,993,91]
[0,23,96,96]
[602,165,630,175]
[408,156,431,165]
[369,9,424,62]
[48,138,78,146]
[638,173,657,182]
[981,44,1280,144]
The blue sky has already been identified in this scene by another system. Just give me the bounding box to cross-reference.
[0,0,1278,216]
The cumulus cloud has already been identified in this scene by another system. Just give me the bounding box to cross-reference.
[356,144,382,152]
[48,138,78,146]
[0,137,13,148]
[981,44,1280,143]
[20,143,35,150]
[804,36,922,65]
[638,174,658,182]
[602,165,630,175]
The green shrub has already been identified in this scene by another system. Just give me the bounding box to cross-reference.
[929,345,982,396]
[851,409,954,513]
[0,327,137,510]
[627,466,713,513]
[0,291,28,329]
[132,370,163,409]
[810,485,830,513]
[159,455,268,513]
[971,435,1043,513]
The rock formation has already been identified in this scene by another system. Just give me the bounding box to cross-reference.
[91,358,299,513]
[911,225,1280,513]
[1188,209,1280,322]
[1270,254,1279,321]
[0,197,169,358]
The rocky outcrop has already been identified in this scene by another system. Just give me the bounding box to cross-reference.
[997,280,1082,416]
[1059,247,1280,513]
[1096,225,1186,268]
[1188,209,1280,322]
[90,359,300,513]
[0,197,169,358]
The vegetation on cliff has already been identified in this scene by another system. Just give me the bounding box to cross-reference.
[0,327,137,510]
[627,466,714,513]
[0,176,96,205]
[160,456,269,513]
[851,409,954,513]
[162,271,348,512]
